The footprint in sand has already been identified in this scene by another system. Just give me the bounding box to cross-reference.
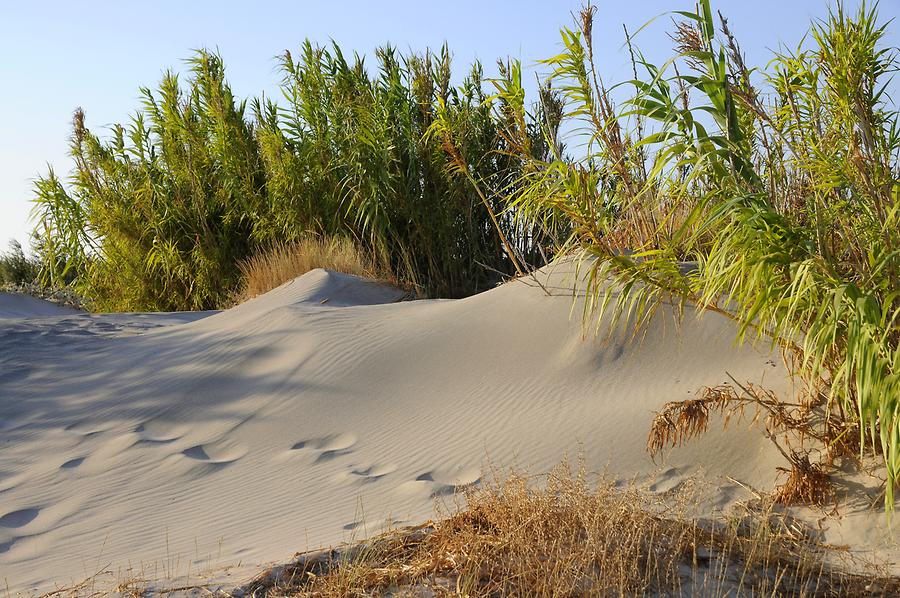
[64,420,110,437]
[181,440,246,465]
[60,457,85,469]
[0,507,40,528]
[135,421,188,444]
[342,516,403,534]
[289,433,358,463]
[648,466,684,494]
[396,466,481,499]
[416,466,481,488]
[349,463,397,481]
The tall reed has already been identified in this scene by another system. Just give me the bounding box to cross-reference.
[33,52,265,311]
[0,240,39,285]
[484,1,900,504]
[33,45,561,310]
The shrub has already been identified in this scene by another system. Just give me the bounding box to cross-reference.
[253,43,561,297]
[32,52,265,312]
[0,239,39,285]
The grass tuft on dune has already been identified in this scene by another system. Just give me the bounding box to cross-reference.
[235,237,395,304]
[243,462,898,597]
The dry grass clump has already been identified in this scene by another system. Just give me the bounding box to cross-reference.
[773,454,833,508]
[235,236,394,303]
[647,379,858,507]
[242,463,899,597]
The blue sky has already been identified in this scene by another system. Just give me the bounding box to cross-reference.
[1,1,897,250]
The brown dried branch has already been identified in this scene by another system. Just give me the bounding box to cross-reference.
[647,378,859,506]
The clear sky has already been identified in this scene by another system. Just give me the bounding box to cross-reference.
[1,1,897,251]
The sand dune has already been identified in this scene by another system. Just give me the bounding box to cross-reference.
[0,266,892,592]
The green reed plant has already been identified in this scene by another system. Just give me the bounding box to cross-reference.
[488,1,900,504]
[34,44,559,309]
[33,51,266,311]
[0,240,39,285]
[258,42,559,296]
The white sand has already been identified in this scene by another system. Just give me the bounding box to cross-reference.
[0,293,82,319]
[0,266,894,592]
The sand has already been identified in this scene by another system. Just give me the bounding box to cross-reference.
[0,293,82,319]
[0,265,895,593]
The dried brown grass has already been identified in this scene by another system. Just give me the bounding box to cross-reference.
[235,236,394,304]
[647,379,860,508]
[243,462,899,597]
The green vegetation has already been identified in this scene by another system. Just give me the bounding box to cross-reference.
[0,240,39,285]
[33,45,562,311]
[473,1,900,503]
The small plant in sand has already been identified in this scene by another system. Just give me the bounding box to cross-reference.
[438,1,900,507]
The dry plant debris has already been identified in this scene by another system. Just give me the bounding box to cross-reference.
[647,378,863,507]
[237,463,900,597]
